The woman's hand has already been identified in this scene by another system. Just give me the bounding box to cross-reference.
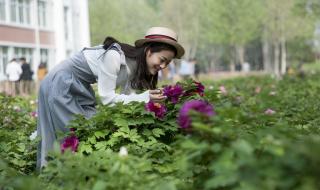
[149,89,166,103]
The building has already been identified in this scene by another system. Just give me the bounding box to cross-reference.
[0,0,90,81]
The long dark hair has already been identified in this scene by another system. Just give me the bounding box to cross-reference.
[103,37,177,90]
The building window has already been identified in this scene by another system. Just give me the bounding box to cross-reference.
[10,0,16,22]
[25,0,30,24]
[0,47,8,80]
[64,6,69,41]
[38,0,47,27]
[10,0,31,25]
[40,49,48,66]
[14,47,33,67]
[0,0,5,21]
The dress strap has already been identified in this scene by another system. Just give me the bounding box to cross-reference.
[97,43,122,60]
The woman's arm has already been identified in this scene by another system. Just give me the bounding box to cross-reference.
[98,50,150,105]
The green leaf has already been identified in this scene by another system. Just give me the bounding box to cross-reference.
[88,136,97,144]
[94,142,107,150]
[94,130,109,139]
[152,128,165,137]
[79,143,93,154]
[92,180,108,190]
[114,118,129,127]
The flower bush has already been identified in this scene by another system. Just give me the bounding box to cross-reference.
[2,74,320,190]
[0,95,38,174]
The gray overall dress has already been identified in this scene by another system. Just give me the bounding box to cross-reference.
[37,45,122,168]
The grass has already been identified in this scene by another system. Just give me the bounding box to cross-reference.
[302,61,320,73]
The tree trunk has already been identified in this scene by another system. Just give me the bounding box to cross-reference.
[236,45,245,71]
[280,37,287,75]
[273,41,280,77]
[190,16,199,59]
[183,44,191,60]
[262,39,272,72]
[189,42,198,59]
[229,46,236,72]
[210,59,215,72]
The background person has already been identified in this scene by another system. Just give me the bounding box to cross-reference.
[36,62,48,92]
[178,58,194,80]
[19,57,34,96]
[192,58,200,80]
[5,58,22,96]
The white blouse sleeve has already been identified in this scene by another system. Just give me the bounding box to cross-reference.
[97,50,150,105]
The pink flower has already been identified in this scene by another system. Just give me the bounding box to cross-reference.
[31,111,38,118]
[255,86,261,94]
[145,101,167,119]
[163,85,184,103]
[61,136,79,153]
[219,85,228,95]
[178,100,215,129]
[264,109,276,115]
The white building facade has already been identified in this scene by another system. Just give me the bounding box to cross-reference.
[0,0,90,81]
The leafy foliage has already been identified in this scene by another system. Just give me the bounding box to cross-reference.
[1,73,320,189]
[0,95,38,174]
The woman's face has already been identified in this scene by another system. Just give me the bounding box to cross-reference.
[146,49,175,75]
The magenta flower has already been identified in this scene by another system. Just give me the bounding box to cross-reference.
[145,101,167,119]
[264,108,276,115]
[184,81,205,97]
[194,81,205,96]
[178,100,215,128]
[163,85,184,103]
[61,136,79,153]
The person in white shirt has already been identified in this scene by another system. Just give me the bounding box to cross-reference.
[242,62,250,73]
[178,59,195,79]
[5,58,22,96]
[36,26,185,168]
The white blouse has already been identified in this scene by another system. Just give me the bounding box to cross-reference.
[82,44,150,105]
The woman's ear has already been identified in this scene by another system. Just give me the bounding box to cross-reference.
[145,48,151,58]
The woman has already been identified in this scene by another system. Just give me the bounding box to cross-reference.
[37,26,185,168]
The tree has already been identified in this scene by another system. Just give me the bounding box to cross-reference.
[158,0,201,59]
[262,0,316,76]
[89,0,157,46]
[201,0,264,71]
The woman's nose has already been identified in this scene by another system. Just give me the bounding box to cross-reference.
[159,62,168,69]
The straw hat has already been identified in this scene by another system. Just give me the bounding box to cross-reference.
[135,27,185,58]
